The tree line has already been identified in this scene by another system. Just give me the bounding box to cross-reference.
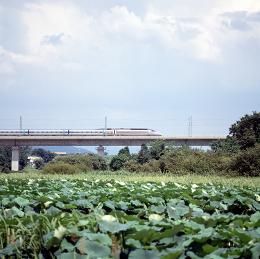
[0,147,55,172]
[0,112,259,176]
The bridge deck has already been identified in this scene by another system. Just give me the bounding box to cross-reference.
[0,135,225,146]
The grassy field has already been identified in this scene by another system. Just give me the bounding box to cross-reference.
[0,175,259,258]
[1,169,259,258]
[1,169,260,188]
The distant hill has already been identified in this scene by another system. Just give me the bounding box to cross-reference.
[33,146,90,154]
[33,146,140,155]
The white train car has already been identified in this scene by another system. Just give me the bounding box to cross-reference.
[0,128,162,136]
[28,130,68,136]
[114,128,161,136]
[68,129,114,136]
[0,130,29,135]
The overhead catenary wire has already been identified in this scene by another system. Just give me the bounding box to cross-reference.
[0,115,232,136]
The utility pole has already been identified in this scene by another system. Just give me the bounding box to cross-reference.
[19,115,23,130]
[190,116,192,137]
[188,116,192,137]
[104,116,107,136]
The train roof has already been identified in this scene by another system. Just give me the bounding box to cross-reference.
[104,128,151,130]
[0,128,156,131]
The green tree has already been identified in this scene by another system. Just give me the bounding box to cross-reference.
[32,148,55,163]
[34,159,44,170]
[43,162,79,174]
[109,156,125,171]
[211,136,240,155]
[0,147,11,172]
[20,146,32,169]
[229,144,260,176]
[89,154,108,170]
[54,153,107,171]
[137,144,150,164]
[229,111,260,150]
[0,146,31,172]
[149,140,165,160]
[109,147,131,171]
[118,147,130,157]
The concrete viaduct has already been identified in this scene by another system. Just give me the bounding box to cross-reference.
[0,135,225,171]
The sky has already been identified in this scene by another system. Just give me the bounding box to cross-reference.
[1,0,260,139]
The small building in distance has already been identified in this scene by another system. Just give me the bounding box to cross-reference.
[52,152,66,156]
[28,156,43,168]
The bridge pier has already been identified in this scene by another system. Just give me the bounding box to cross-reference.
[97,145,105,157]
[11,146,19,171]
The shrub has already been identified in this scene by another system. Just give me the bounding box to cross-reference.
[229,144,260,176]
[123,160,141,172]
[0,146,31,172]
[229,111,260,150]
[123,159,162,173]
[32,148,55,163]
[109,148,134,171]
[120,145,232,175]
[0,147,11,172]
[54,154,107,171]
[137,160,161,173]
[55,155,92,171]
[149,140,165,160]
[89,154,108,170]
[110,156,125,171]
[43,162,79,174]
[118,147,131,157]
[160,147,231,174]
[34,159,44,170]
[137,144,150,164]
[211,136,240,155]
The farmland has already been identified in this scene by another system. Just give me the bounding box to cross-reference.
[0,175,259,258]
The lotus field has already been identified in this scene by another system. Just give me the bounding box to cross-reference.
[0,178,260,258]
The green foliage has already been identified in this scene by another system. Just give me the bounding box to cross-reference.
[118,146,130,157]
[20,147,32,170]
[32,148,55,163]
[55,154,92,171]
[211,136,240,154]
[109,156,125,171]
[161,147,231,174]
[109,147,132,171]
[229,144,260,176]
[137,144,150,164]
[0,146,30,172]
[149,140,165,160]
[54,154,107,172]
[0,179,259,258]
[124,159,161,173]
[89,154,108,170]
[141,159,161,173]
[122,146,231,175]
[43,162,79,174]
[42,153,107,174]
[210,111,260,175]
[0,147,11,172]
[229,111,260,150]
[34,159,44,170]
[124,160,141,172]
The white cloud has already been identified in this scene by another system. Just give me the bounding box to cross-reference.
[41,33,66,46]
[0,1,260,134]
[101,6,143,35]
[0,62,15,75]
[1,1,260,77]
[22,2,91,50]
[1,0,258,71]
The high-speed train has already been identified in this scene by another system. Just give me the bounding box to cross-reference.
[0,128,161,136]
